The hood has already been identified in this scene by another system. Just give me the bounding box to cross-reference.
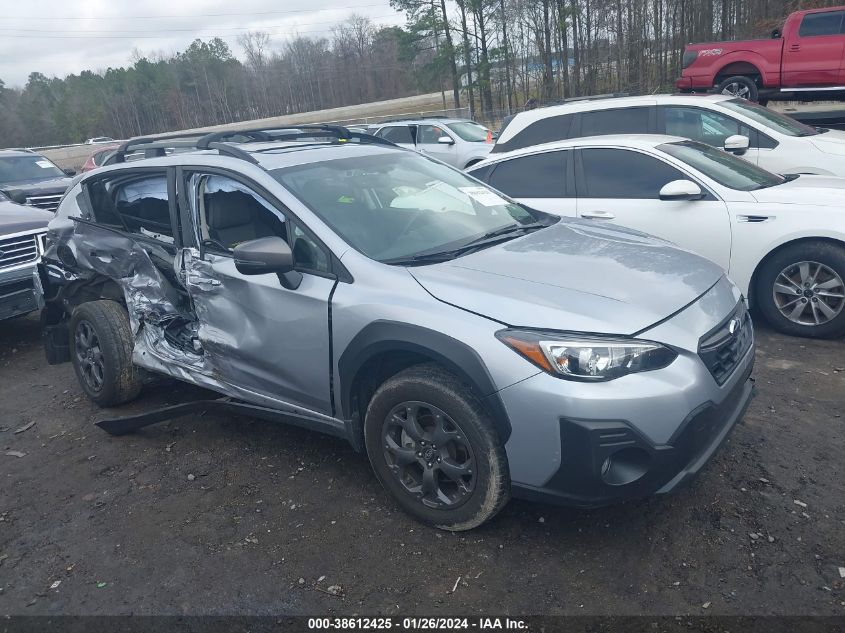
[751,175,845,207]
[0,200,52,234]
[1,176,72,203]
[409,220,724,335]
[808,128,845,156]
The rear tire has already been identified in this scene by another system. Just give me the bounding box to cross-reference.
[364,363,510,530]
[70,300,142,406]
[756,241,845,338]
[716,75,759,102]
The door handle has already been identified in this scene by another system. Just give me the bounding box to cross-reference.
[581,211,616,219]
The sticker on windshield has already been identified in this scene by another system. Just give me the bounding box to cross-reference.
[35,160,53,169]
[459,186,508,207]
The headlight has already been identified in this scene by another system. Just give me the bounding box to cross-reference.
[496,329,678,381]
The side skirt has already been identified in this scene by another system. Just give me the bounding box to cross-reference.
[96,397,350,441]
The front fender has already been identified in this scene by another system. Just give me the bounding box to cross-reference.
[337,320,513,443]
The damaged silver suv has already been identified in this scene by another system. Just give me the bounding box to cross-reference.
[39,126,755,530]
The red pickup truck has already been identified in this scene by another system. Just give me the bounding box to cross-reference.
[677,5,845,103]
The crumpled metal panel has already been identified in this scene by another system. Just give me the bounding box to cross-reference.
[45,217,340,424]
[44,218,219,382]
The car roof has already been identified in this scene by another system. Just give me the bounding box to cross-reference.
[0,149,41,157]
[375,118,476,127]
[472,134,689,166]
[79,139,411,178]
[498,93,734,142]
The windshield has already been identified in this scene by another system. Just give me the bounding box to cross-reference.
[659,140,786,191]
[721,99,819,137]
[272,151,540,262]
[446,121,490,142]
[0,155,65,185]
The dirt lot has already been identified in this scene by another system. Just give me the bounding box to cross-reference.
[0,312,843,616]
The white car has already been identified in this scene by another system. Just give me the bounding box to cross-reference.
[369,118,494,169]
[494,94,845,176]
[469,134,845,338]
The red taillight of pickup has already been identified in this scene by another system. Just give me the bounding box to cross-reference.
[682,50,698,69]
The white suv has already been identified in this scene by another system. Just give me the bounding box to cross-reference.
[494,94,845,176]
[370,118,494,169]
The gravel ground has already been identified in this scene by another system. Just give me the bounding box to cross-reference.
[0,312,843,616]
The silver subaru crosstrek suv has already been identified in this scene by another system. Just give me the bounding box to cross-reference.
[38,126,755,530]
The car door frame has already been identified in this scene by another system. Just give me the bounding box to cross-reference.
[782,10,845,87]
[569,104,658,138]
[174,164,349,423]
[481,147,577,216]
[572,144,735,269]
[656,104,779,166]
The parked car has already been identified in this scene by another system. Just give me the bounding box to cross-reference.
[39,127,754,530]
[84,136,115,145]
[678,5,845,103]
[470,134,845,338]
[493,94,845,176]
[369,118,494,168]
[0,195,50,321]
[0,149,74,212]
[82,144,121,173]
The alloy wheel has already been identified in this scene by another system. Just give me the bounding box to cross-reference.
[772,260,845,326]
[75,319,105,392]
[721,82,750,99]
[381,401,476,509]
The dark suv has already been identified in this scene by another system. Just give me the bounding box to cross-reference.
[0,194,50,320]
[0,149,74,213]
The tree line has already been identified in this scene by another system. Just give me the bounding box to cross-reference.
[0,0,838,147]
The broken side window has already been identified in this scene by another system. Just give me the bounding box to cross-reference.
[87,171,175,245]
[193,174,287,253]
[189,173,332,275]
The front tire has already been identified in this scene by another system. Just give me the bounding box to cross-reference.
[70,300,142,406]
[756,241,845,338]
[717,75,759,102]
[364,364,510,530]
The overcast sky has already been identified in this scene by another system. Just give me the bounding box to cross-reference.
[0,0,404,88]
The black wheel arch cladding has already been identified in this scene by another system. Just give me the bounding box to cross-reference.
[338,321,512,443]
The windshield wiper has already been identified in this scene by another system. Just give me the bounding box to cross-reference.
[383,221,549,266]
[382,251,459,266]
[451,221,548,253]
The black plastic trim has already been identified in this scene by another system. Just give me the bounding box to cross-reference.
[337,320,512,442]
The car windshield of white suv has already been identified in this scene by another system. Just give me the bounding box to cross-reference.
[721,99,820,137]
[273,151,550,264]
[446,121,490,142]
[0,155,65,185]
[659,140,787,191]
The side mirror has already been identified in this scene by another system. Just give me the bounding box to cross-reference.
[63,169,77,177]
[772,28,782,39]
[233,236,294,276]
[437,136,455,145]
[724,134,750,155]
[659,179,703,201]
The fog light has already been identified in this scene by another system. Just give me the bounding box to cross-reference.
[600,447,651,486]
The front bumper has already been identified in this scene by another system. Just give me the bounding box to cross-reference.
[510,359,754,507]
[0,264,40,320]
[498,276,755,507]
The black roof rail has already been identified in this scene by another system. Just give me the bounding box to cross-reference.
[104,124,396,167]
[376,115,454,124]
[550,91,635,106]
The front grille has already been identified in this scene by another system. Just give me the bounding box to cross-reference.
[25,193,63,212]
[698,301,753,385]
[0,233,39,270]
